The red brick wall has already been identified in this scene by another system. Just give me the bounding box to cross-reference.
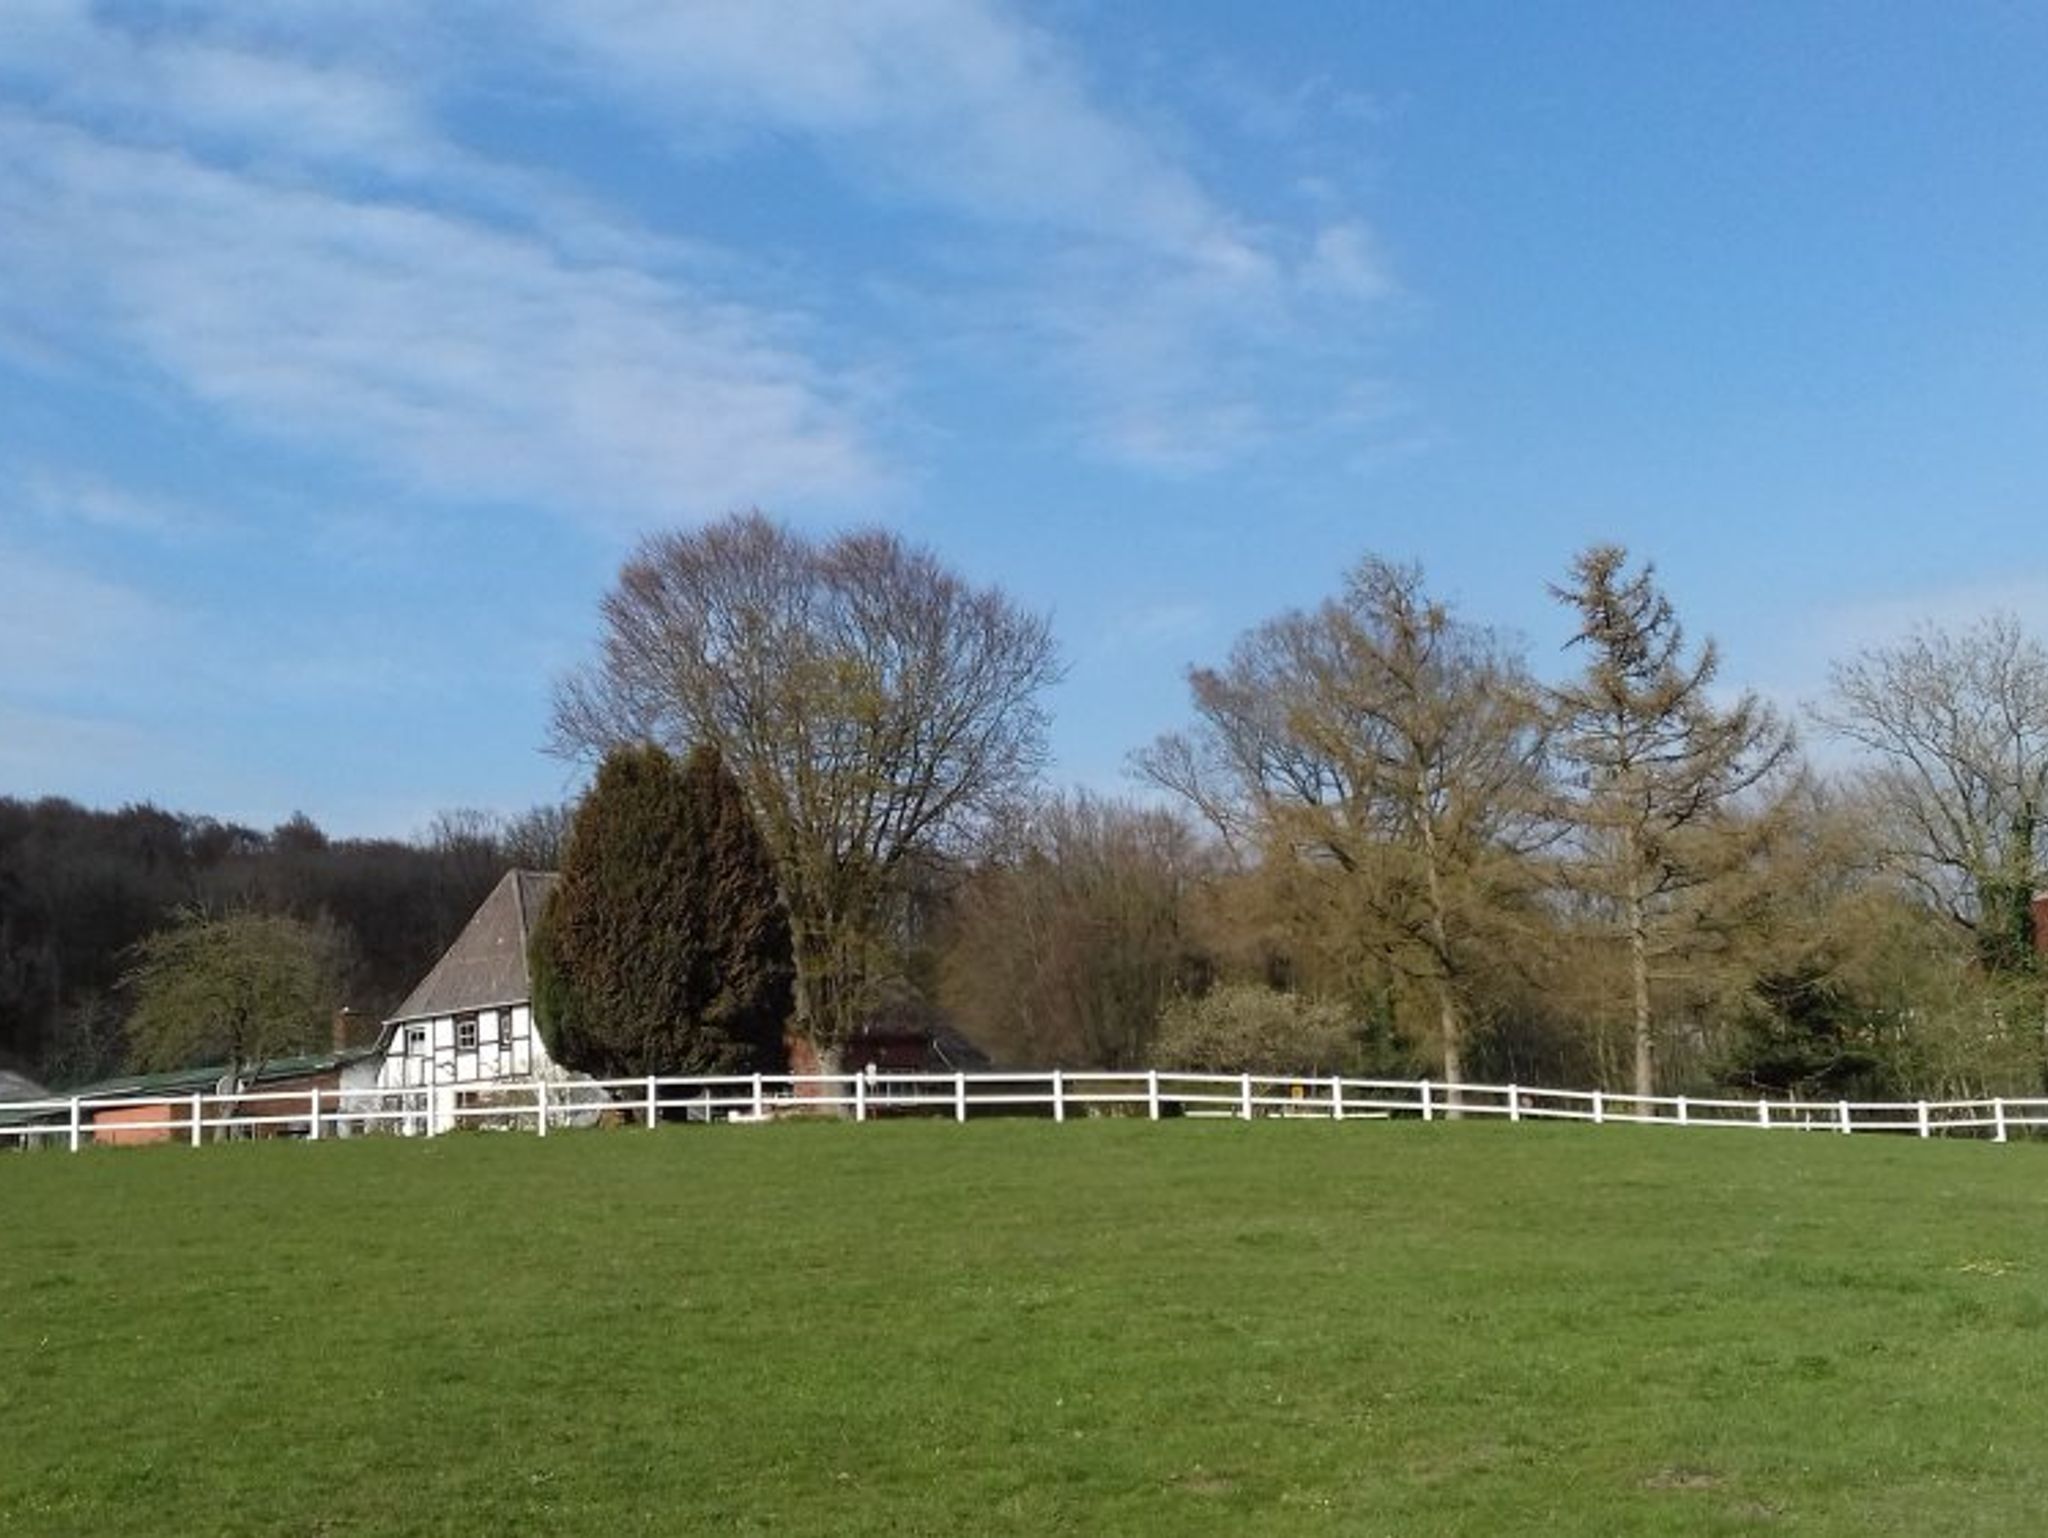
[91,1103,189,1146]
[88,1069,346,1145]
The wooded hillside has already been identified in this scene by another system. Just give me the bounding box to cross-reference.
[0,799,561,1086]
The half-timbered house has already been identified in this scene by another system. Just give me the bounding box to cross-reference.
[349,869,575,1134]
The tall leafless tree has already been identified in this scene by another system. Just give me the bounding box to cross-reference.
[551,512,1060,1059]
[1548,544,1796,1103]
[1814,613,2048,972]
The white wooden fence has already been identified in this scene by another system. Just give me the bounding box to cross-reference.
[3,1070,2046,1151]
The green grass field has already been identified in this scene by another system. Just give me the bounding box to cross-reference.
[5,1121,2048,1536]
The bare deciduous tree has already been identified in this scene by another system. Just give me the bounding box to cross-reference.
[939,793,1211,1068]
[551,512,1060,1059]
[1138,557,1551,1083]
[1549,544,1796,1102]
[499,802,577,871]
[1814,612,2048,971]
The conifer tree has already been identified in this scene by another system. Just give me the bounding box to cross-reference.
[533,743,792,1080]
[1549,545,1795,1103]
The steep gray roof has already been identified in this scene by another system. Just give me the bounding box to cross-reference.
[386,870,557,1025]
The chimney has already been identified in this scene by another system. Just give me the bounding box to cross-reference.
[333,1007,359,1053]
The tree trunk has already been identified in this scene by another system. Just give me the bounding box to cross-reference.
[786,912,843,1054]
[1435,979,1465,1120]
[1626,879,1654,1114]
[1416,796,1464,1116]
[788,911,867,1116]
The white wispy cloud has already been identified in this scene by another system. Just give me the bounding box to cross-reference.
[512,0,1403,471]
[18,469,212,539]
[0,545,177,693]
[1303,222,1397,303]
[5,9,433,170]
[0,4,893,528]
[0,114,887,526]
[2,0,1405,515]
[526,0,1256,260]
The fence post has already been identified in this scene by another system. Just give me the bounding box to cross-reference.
[955,1070,967,1124]
[1592,1089,1604,1125]
[646,1075,658,1129]
[1757,1098,1770,1128]
[1052,1069,1066,1124]
[1147,1069,1160,1121]
[537,1077,550,1137]
[1676,1096,1688,1126]
[753,1073,765,1121]
[854,1072,867,1123]
[1240,1073,1254,1122]
[1917,1100,1930,1139]
[68,1096,81,1153]
[1995,1098,2009,1144]
[1837,1100,1851,1134]
[191,1092,203,1148]
[310,1087,323,1141]
[1331,1076,1345,1123]
[1507,1084,1520,1124]
[1420,1080,1434,1123]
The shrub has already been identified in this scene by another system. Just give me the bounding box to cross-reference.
[1153,984,1359,1076]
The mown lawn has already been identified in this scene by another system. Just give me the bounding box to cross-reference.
[4,1119,2048,1535]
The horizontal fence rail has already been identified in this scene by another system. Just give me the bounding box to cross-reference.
[4,1072,2048,1151]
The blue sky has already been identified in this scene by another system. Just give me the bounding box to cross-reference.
[5,2,2047,835]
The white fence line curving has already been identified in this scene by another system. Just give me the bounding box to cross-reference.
[2,1070,2046,1150]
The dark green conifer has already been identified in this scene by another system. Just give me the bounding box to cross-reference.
[533,743,792,1078]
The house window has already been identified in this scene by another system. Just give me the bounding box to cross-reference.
[456,1014,479,1051]
[406,1027,426,1055]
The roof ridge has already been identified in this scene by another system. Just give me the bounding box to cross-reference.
[512,869,529,946]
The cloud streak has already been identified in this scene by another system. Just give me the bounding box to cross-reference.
[0,545,175,694]
[0,116,886,526]
[19,469,212,539]
[528,0,1255,261]
[511,0,1403,471]
[1,3,895,528]
[3,0,1404,494]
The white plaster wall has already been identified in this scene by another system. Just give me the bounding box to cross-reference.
[370,1003,566,1134]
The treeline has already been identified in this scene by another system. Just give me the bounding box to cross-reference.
[935,551,2048,1103]
[17,513,2048,1104]
[0,799,568,1085]
[544,513,2048,1103]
